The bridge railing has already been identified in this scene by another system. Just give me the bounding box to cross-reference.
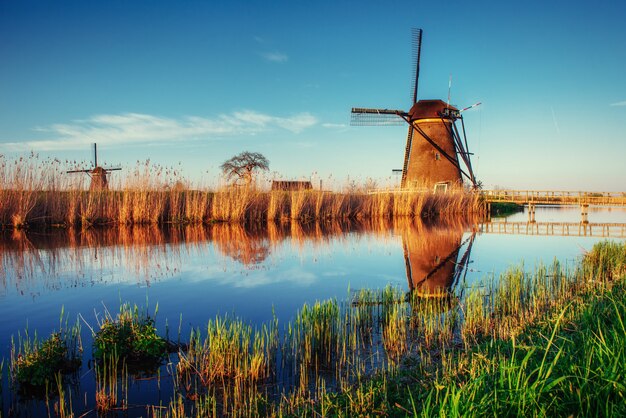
[479,220,626,238]
[481,190,626,205]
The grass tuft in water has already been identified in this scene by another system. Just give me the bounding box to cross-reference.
[92,302,167,366]
[95,351,129,413]
[10,312,81,388]
[174,313,278,416]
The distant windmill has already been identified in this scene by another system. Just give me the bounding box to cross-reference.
[66,143,121,190]
[351,28,480,190]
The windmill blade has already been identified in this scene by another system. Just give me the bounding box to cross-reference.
[460,102,482,113]
[66,169,92,174]
[458,118,477,187]
[410,28,423,104]
[447,74,452,108]
[400,126,414,187]
[350,108,407,126]
[93,143,98,167]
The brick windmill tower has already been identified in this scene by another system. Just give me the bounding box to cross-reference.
[67,143,121,190]
[351,28,479,191]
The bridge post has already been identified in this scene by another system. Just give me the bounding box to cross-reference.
[528,203,536,223]
[580,204,589,224]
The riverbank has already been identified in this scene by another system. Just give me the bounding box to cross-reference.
[0,188,484,228]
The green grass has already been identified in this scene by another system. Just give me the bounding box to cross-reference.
[173,313,278,417]
[490,202,524,217]
[92,302,168,367]
[283,241,626,417]
[10,313,82,388]
[407,281,626,417]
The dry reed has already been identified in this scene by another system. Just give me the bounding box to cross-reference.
[0,155,483,228]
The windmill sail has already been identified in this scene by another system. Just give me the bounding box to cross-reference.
[350,108,407,126]
[400,127,414,185]
[400,28,424,187]
[410,28,423,105]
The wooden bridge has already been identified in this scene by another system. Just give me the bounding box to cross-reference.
[481,190,626,222]
[479,221,626,238]
[481,190,626,206]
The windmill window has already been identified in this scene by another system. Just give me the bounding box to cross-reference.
[435,152,440,160]
[433,182,449,193]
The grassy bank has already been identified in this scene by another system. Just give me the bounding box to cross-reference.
[286,241,626,417]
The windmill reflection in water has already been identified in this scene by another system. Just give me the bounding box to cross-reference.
[402,220,476,316]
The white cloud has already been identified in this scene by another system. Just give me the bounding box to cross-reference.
[276,113,317,133]
[2,110,318,151]
[229,268,317,288]
[322,123,347,129]
[260,51,288,63]
[610,101,626,107]
[321,122,349,133]
[232,110,316,133]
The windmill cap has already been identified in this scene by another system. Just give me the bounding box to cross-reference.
[408,100,458,120]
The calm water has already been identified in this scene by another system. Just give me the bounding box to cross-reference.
[1,205,625,415]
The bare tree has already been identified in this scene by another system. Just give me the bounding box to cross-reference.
[220,151,270,186]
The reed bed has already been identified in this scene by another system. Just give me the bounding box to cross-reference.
[0,155,484,228]
[406,259,626,417]
[1,188,481,228]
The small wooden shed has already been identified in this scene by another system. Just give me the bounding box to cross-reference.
[271,180,313,191]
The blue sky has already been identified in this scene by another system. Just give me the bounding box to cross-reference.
[1,0,625,190]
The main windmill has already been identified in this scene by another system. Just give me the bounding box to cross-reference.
[66,143,121,190]
[351,28,479,190]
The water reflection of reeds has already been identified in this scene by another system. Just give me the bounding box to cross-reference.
[0,217,479,296]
